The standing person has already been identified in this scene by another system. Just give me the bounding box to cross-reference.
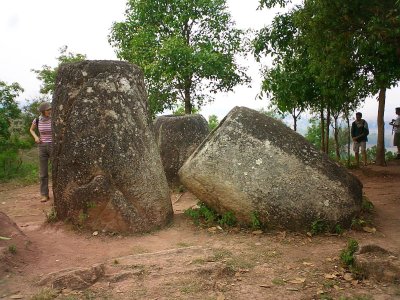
[351,112,369,167]
[29,102,52,202]
[392,107,400,159]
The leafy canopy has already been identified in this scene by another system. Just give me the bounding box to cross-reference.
[32,45,86,95]
[0,81,23,141]
[109,0,250,116]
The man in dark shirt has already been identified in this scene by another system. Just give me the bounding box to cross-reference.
[351,112,369,167]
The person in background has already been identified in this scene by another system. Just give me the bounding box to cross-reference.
[351,112,369,167]
[392,107,400,159]
[29,102,52,202]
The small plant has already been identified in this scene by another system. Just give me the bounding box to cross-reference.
[78,211,88,224]
[184,207,201,225]
[45,207,57,223]
[8,244,17,254]
[184,202,228,226]
[113,259,119,265]
[310,219,327,235]
[334,224,344,234]
[176,185,185,193]
[250,211,262,229]
[351,218,367,230]
[340,239,359,267]
[271,278,285,285]
[218,211,237,227]
[31,288,58,300]
[198,202,217,224]
[361,196,374,213]
[177,242,191,248]
[86,201,97,209]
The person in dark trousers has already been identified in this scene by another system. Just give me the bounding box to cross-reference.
[29,102,52,202]
[351,112,369,167]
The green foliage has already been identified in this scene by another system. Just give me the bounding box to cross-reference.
[367,145,397,163]
[208,114,219,130]
[218,211,237,226]
[361,196,374,213]
[385,150,396,161]
[31,288,58,300]
[351,218,368,231]
[310,219,327,235]
[31,45,86,95]
[8,244,17,254]
[0,145,38,183]
[0,80,23,141]
[45,207,58,223]
[340,239,359,267]
[109,0,250,117]
[334,224,344,235]
[250,211,262,229]
[172,104,199,115]
[184,202,237,227]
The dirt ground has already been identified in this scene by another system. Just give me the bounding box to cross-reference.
[0,161,400,300]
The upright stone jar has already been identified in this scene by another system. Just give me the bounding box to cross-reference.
[52,60,173,233]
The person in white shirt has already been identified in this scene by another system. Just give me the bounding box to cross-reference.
[392,107,400,159]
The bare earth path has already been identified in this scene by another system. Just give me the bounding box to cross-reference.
[0,161,400,299]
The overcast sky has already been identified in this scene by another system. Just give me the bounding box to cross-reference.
[1,0,399,125]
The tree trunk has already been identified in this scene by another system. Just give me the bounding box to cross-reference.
[320,109,325,152]
[334,116,340,160]
[346,114,351,167]
[292,109,297,132]
[325,107,331,155]
[184,78,192,114]
[375,87,386,166]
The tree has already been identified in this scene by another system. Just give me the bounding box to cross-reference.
[298,0,400,166]
[32,46,86,95]
[0,81,23,142]
[208,114,219,130]
[261,0,400,165]
[109,0,250,117]
[253,11,319,132]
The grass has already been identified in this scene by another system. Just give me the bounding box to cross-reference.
[176,242,191,247]
[180,280,204,294]
[271,278,286,285]
[0,147,39,185]
[31,288,58,300]
[8,244,17,254]
[361,196,374,213]
[310,219,327,235]
[211,248,232,261]
[184,202,239,228]
[340,239,359,267]
[45,207,57,223]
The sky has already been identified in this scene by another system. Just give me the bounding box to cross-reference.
[1,0,399,128]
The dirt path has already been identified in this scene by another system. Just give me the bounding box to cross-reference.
[0,162,400,299]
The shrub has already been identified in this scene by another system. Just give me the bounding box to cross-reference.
[340,239,359,267]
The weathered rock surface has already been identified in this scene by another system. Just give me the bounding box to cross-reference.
[52,60,173,233]
[38,264,105,290]
[354,244,400,283]
[154,114,209,189]
[179,106,362,230]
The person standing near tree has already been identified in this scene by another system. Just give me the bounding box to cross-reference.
[392,107,400,159]
[29,102,52,202]
[351,112,369,167]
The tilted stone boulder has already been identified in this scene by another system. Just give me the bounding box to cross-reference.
[179,106,362,230]
[52,60,173,233]
[154,114,210,189]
